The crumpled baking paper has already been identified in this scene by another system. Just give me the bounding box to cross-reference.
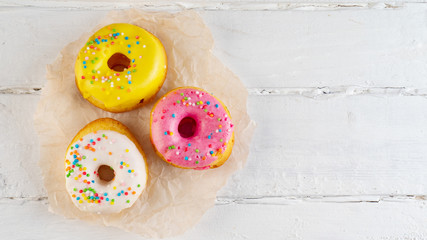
[34,9,255,238]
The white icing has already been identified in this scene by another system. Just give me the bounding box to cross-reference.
[65,130,147,214]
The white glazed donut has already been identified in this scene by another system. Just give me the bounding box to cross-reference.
[64,118,148,214]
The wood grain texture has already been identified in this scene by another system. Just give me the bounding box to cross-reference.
[3,93,427,199]
[2,2,427,239]
[1,198,427,240]
[2,6,427,89]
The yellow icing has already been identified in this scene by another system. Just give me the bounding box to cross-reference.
[75,23,167,112]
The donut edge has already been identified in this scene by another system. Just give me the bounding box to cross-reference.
[65,118,149,211]
[149,86,235,170]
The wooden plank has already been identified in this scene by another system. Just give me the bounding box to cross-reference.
[1,198,426,239]
[2,6,427,88]
[3,93,427,198]
[206,6,427,88]
[0,95,44,198]
[221,93,427,197]
[0,9,106,88]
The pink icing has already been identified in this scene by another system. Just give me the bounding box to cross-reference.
[151,88,234,169]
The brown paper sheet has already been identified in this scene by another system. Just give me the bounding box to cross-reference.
[34,9,255,238]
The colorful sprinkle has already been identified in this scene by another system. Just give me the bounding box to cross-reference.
[65,129,146,209]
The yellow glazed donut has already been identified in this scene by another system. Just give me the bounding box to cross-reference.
[75,23,167,112]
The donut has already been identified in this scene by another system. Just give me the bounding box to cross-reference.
[75,23,167,113]
[64,118,148,213]
[150,87,234,170]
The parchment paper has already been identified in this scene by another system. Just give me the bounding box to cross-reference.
[34,9,255,238]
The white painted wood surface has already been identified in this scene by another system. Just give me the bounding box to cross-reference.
[2,1,427,239]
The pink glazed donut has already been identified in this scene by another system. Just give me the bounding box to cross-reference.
[150,87,234,170]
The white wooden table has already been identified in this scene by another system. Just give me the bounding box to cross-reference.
[2,1,427,239]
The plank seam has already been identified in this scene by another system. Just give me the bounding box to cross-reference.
[0,87,42,95]
[215,195,427,205]
[4,86,427,98]
[0,1,406,11]
[2,195,426,205]
[248,86,427,98]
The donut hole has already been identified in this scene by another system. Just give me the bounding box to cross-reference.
[107,53,130,72]
[178,117,197,138]
[98,165,115,182]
